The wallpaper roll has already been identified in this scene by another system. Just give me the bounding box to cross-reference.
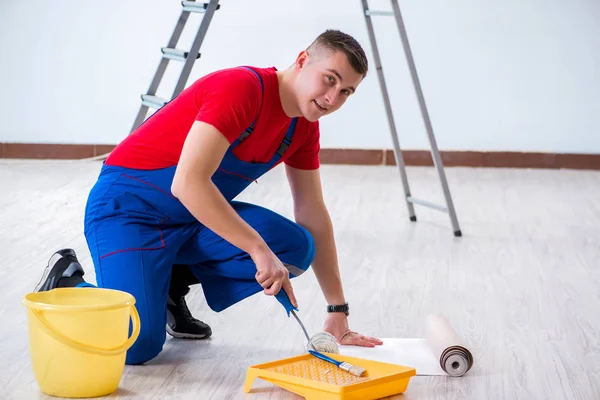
[424,313,473,377]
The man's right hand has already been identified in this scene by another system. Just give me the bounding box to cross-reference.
[251,247,298,308]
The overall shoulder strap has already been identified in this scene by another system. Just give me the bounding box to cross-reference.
[233,67,264,145]
[268,117,298,166]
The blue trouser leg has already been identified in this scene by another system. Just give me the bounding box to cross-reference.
[83,165,315,365]
[75,282,96,288]
[84,191,192,365]
[176,201,316,313]
[84,166,195,365]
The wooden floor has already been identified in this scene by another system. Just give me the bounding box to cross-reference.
[1,159,599,400]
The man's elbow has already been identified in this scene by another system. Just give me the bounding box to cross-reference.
[171,171,187,199]
[171,180,184,200]
[171,169,205,200]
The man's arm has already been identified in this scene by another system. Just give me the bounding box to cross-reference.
[285,164,383,348]
[172,121,298,305]
[284,165,345,305]
[172,121,264,256]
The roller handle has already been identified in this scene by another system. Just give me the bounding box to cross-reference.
[275,290,298,316]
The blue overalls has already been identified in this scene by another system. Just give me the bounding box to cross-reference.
[83,68,315,365]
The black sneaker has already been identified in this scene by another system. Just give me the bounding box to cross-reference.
[166,289,212,339]
[34,249,86,292]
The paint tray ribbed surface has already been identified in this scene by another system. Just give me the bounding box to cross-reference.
[244,352,416,399]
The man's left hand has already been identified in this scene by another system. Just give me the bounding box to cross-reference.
[323,313,383,347]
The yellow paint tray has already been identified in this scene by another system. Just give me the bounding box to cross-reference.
[244,352,416,400]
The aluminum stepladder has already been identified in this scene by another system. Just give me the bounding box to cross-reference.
[361,0,462,237]
[130,0,221,132]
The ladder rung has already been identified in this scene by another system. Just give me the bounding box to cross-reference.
[141,95,168,109]
[161,47,201,61]
[365,10,394,16]
[406,196,448,213]
[181,1,221,13]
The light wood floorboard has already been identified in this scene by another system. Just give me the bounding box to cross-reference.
[1,160,599,399]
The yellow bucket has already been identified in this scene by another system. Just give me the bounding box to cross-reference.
[22,288,140,398]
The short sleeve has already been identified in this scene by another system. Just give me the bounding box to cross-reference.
[194,68,263,143]
[285,121,321,170]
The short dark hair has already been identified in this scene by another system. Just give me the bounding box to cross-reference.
[307,30,369,77]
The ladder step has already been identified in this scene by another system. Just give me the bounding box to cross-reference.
[181,1,221,13]
[161,47,201,61]
[141,94,168,109]
[365,10,394,16]
[406,196,448,213]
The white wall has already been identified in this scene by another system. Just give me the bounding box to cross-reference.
[1,0,599,153]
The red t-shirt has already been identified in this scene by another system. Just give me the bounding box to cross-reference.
[105,66,320,171]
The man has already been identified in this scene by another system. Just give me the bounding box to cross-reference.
[35,29,383,365]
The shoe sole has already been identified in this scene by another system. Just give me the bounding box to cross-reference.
[166,324,212,340]
[34,254,84,292]
[34,258,55,292]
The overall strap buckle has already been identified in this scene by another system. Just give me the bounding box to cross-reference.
[273,118,297,159]
[237,125,254,143]
[276,136,292,156]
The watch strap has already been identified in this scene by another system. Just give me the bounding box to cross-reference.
[327,302,349,315]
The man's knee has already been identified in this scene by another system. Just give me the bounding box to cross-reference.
[285,223,315,276]
[229,201,315,275]
[125,329,165,365]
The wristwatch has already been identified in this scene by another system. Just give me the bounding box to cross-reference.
[327,302,349,316]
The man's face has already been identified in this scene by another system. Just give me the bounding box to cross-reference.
[293,50,364,122]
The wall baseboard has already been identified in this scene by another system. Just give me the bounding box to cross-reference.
[1,143,599,170]
[319,149,600,170]
[0,143,115,160]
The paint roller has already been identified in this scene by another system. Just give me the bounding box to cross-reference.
[275,291,340,354]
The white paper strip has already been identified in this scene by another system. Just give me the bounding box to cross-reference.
[340,338,446,376]
[339,314,474,377]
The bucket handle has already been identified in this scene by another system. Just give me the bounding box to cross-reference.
[31,305,141,357]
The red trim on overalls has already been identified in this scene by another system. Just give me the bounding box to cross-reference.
[217,167,255,182]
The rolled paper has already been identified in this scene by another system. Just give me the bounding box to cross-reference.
[424,313,473,377]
